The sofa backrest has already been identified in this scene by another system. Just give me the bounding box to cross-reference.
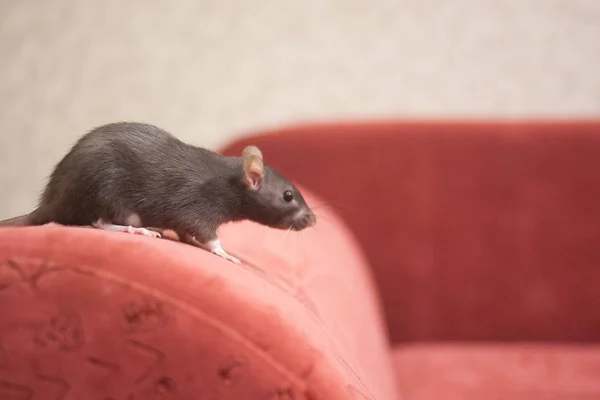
[221,121,600,345]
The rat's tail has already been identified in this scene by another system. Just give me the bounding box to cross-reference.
[0,207,54,227]
[0,213,31,226]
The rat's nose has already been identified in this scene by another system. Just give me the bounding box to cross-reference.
[306,212,317,227]
[292,211,317,231]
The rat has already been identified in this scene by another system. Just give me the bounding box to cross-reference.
[0,122,317,264]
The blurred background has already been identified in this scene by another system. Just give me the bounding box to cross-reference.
[0,0,598,219]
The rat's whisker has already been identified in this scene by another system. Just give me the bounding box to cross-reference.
[259,225,269,246]
[300,230,307,264]
[311,204,335,212]
[312,213,331,226]
[310,201,357,213]
[313,212,329,219]
[276,225,293,250]
[311,223,322,234]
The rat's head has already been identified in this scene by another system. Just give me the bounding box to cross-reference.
[238,145,316,231]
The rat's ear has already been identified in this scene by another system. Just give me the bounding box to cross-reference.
[242,145,264,190]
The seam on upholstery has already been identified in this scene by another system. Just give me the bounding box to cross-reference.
[236,255,377,400]
[231,254,325,325]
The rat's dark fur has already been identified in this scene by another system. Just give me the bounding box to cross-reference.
[0,122,316,245]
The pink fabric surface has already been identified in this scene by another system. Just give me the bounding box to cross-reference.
[393,343,600,400]
[0,189,397,399]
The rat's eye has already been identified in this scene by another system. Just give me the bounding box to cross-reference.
[283,190,294,202]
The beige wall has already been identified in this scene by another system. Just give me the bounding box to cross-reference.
[0,0,599,218]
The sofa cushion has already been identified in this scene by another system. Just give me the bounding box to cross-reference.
[0,189,397,399]
[393,343,600,400]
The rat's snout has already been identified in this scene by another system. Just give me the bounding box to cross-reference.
[306,212,317,226]
[292,211,317,231]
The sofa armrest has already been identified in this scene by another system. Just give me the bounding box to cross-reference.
[221,120,600,344]
[0,189,397,399]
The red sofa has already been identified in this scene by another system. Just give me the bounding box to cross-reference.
[1,121,599,399]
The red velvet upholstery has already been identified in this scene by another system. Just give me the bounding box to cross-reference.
[393,343,600,400]
[221,121,600,345]
[0,189,397,399]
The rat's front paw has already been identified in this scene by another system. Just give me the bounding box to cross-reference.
[200,238,241,264]
[212,250,241,264]
[126,226,162,238]
[142,229,162,238]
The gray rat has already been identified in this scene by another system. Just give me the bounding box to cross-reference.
[0,122,317,264]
